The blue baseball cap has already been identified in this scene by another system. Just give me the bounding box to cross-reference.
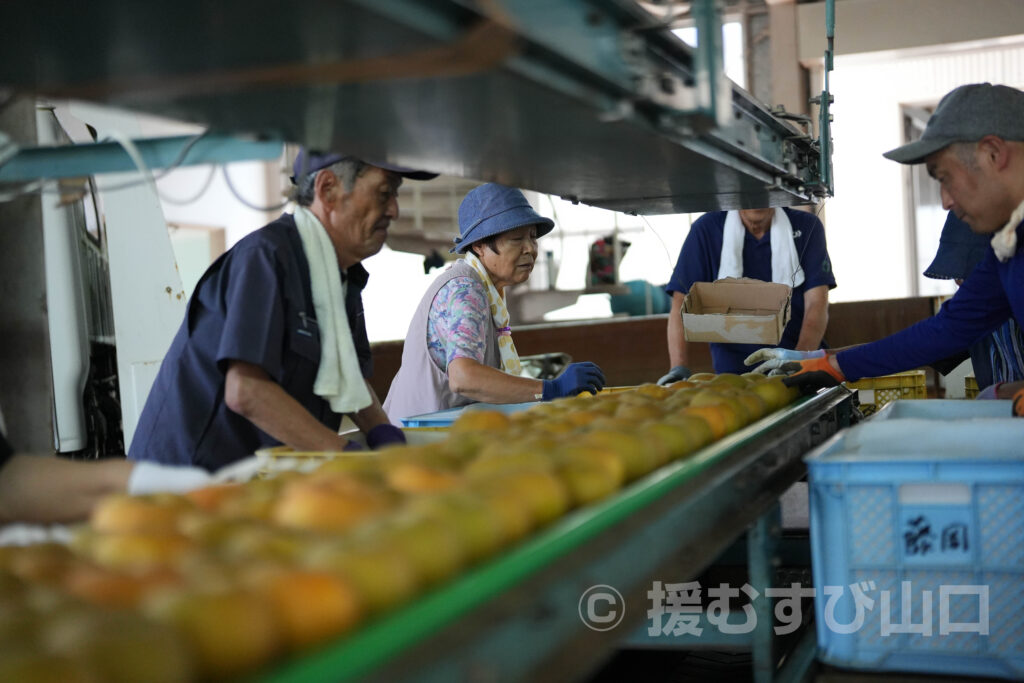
[290,149,438,183]
[451,183,555,254]
[924,211,991,281]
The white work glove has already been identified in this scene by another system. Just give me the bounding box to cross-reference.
[127,461,214,495]
[210,456,263,484]
[744,348,826,375]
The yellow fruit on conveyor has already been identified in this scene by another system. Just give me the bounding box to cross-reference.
[0,369,817,680]
[305,538,420,614]
[750,377,796,411]
[450,410,512,434]
[383,462,462,494]
[371,514,467,586]
[88,532,196,572]
[272,473,396,533]
[578,430,660,480]
[41,608,195,683]
[478,469,571,527]
[405,492,507,563]
[144,587,282,680]
[614,401,664,421]
[62,563,182,610]
[245,568,363,652]
[708,372,751,389]
[90,493,192,535]
[662,414,715,452]
[0,650,98,683]
[553,448,624,505]
[637,422,701,462]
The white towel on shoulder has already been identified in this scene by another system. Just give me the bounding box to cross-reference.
[991,198,1023,262]
[717,208,805,288]
[292,206,373,414]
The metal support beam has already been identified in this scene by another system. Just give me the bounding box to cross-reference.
[750,503,782,683]
[0,135,283,183]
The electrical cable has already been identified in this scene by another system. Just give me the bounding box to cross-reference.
[156,163,218,206]
[639,213,676,269]
[221,164,290,212]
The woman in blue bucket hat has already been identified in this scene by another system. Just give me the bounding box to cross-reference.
[384,183,606,423]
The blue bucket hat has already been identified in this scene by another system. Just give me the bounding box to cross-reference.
[451,183,555,254]
[290,149,438,183]
[924,211,991,280]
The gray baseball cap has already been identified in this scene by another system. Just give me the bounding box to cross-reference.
[883,83,1024,164]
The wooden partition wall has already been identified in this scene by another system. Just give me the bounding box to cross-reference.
[368,297,939,400]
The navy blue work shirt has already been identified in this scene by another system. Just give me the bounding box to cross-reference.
[128,213,373,471]
[0,429,11,471]
[665,209,837,373]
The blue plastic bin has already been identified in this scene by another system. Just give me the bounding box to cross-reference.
[870,399,1012,421]
[805,417,1024,679]
[400,401,537,428]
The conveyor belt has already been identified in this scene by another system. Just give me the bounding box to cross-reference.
[255,386,856,683]
[0,0,829,213]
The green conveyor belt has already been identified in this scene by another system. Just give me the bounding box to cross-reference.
[256,391,846,683]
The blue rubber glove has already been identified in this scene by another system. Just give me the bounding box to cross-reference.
[744,348,826,374]
[366,423,407,450]
[542,362,607,400]
[657,365,692,386]
[975,382,1002,400]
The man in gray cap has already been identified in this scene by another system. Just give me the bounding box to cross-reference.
[772,83,1024,415]
[129,151,437,469]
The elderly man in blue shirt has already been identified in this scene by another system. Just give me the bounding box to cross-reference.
[129,151,436,470]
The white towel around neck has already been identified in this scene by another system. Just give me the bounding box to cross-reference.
[292,206,372,414]
[717,208,805,288]
[991,198,1024,263]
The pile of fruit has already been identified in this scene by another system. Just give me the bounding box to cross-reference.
[0,373,799,681]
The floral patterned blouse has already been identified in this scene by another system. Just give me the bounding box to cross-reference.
[427,276,491,370]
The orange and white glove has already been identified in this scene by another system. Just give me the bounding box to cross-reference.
[780,356,846,394]
[1013,387,1024,417]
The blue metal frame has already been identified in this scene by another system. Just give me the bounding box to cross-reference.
[0,135,283,183]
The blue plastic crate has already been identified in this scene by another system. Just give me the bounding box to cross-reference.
[400,401,537,428]
[871,399,1012,421]
[805,418,1024,679]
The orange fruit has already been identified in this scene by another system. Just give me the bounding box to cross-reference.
[682,404,735,440]
[63,563,181,609]
[663,415,715,453]
[91,494,192,535]
[450,410,512,434]
[250,569,363,651]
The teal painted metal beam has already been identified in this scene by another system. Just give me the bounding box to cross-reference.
[0,135,283,183]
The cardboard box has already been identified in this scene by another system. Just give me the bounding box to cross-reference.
[682,278,791,344]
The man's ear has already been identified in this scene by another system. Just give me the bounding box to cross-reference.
[314,169,339,205]
[977,135,1010,171]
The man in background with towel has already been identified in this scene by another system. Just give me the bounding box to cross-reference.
[658,207,836,382]
[129,151,436,471]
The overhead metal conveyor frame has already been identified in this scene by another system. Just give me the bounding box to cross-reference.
[255,387,856,683]
[0,0,834,214]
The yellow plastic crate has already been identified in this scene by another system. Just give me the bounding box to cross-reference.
[845,370,927,415]
[965,374,979,399]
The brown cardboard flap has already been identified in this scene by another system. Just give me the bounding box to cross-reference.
[682,278,792,344]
